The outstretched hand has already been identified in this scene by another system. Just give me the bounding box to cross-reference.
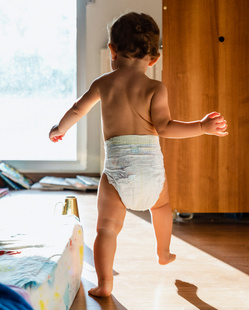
[201,112,228,137]
[49,125,65,143]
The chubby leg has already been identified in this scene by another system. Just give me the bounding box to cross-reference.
[88,173,126,297]
[150,177,176,265]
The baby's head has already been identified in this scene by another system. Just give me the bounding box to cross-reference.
[108,12,160,60]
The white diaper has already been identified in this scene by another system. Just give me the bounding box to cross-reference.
[103,135,165,211]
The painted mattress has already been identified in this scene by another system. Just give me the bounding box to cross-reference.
[0,215,84,310]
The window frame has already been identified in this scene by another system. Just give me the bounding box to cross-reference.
[5,0,88,173]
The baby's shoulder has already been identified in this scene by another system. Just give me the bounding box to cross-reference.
[149,78,166,88]
[145,78,167,96]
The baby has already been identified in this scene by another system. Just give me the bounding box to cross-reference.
[49,12,228,297]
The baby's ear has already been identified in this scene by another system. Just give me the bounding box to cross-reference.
[148,55,160,67]
[108,43,117,60]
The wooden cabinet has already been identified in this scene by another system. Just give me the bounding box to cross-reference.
[161,0,249,212]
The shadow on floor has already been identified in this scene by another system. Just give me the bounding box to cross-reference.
[83,243,95,268]
[175,279,218,310]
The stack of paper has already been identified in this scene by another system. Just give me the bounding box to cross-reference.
[0,162,33,190]
[0,188,9,198]
[31,175,100,191]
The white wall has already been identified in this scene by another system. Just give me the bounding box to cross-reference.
[84,0,162,173]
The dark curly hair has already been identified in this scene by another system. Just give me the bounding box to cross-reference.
[108,12,160,59]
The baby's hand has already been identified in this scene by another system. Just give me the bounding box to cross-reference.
[201,112,228,137]
[49,125,65,142]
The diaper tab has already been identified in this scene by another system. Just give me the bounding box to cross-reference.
[105,135,160,146]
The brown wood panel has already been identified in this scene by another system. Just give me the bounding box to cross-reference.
[161,0,220,212]
[218,0,249,212]
[161,0,249,212]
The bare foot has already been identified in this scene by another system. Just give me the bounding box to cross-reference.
[158,253,176,265]
[88,280,113,297]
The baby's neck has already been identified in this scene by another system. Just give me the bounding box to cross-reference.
[114,55,150,73]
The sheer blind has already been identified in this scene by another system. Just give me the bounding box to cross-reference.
[0,0,77,161]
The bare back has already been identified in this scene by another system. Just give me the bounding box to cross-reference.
[97,67,159,140]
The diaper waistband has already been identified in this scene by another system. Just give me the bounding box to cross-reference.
[105,135,160,146]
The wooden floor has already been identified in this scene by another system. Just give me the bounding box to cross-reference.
[1,190,249,309]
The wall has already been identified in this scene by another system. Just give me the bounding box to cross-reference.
[84,0,162,173]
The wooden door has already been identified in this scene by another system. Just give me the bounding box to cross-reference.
[161,0,249,212]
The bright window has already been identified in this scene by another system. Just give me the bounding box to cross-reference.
[0,0,78,161]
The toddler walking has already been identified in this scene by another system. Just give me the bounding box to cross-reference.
[49,12,228,297]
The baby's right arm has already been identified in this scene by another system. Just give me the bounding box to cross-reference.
[49,80,100,142]
[151,83,228,138]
